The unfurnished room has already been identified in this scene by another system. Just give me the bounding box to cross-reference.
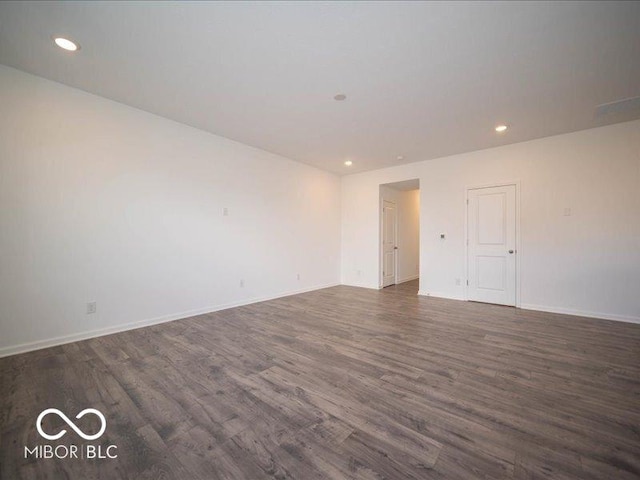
[1,1,639,479]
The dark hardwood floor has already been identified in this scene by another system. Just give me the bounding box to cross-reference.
[1,280,640,479]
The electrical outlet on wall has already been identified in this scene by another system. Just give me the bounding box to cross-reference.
[297,273,300,280]
[240,279,244,288]
[87,302,97,314]
[455,278,461,286]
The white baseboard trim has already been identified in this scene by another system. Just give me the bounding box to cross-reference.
[0,282,340,358]
[520,303,640,325]
[340,282,380,290]
[415,293,640,324]
[397,275,419,284]
[417,290,465,301]
[342,277,418,290]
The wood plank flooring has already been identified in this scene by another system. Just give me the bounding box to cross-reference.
[1,280,640,479]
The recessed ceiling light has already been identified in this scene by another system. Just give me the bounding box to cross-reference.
[54,37,79,52]
[397,155,404,161]
[334,94,347,101]
[344,160,353,166]
[495,124,508,133]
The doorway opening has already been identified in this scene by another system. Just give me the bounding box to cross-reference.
[379,179,420,290]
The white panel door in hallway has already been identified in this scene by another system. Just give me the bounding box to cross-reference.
[382,200,397,287]
[467,184,517,306]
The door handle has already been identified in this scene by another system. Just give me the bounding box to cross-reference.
[508,250,514,254]
[394,246,398,250]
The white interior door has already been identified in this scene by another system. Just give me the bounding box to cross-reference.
[467,185,517,306]
[382,200,397,287]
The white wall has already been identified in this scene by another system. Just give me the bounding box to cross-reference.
[342,120,640,323]
[0,65,341,356]
[379,186,420,284]
[398,189,420,283]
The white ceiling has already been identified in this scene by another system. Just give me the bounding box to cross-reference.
[1,1,639,175]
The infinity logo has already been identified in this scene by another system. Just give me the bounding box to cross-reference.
[36,408,107,441]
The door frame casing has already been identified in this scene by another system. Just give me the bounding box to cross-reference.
[379,197,398,289]
[464,181,521,307]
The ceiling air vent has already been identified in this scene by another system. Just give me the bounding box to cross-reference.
[595,96,640,117]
